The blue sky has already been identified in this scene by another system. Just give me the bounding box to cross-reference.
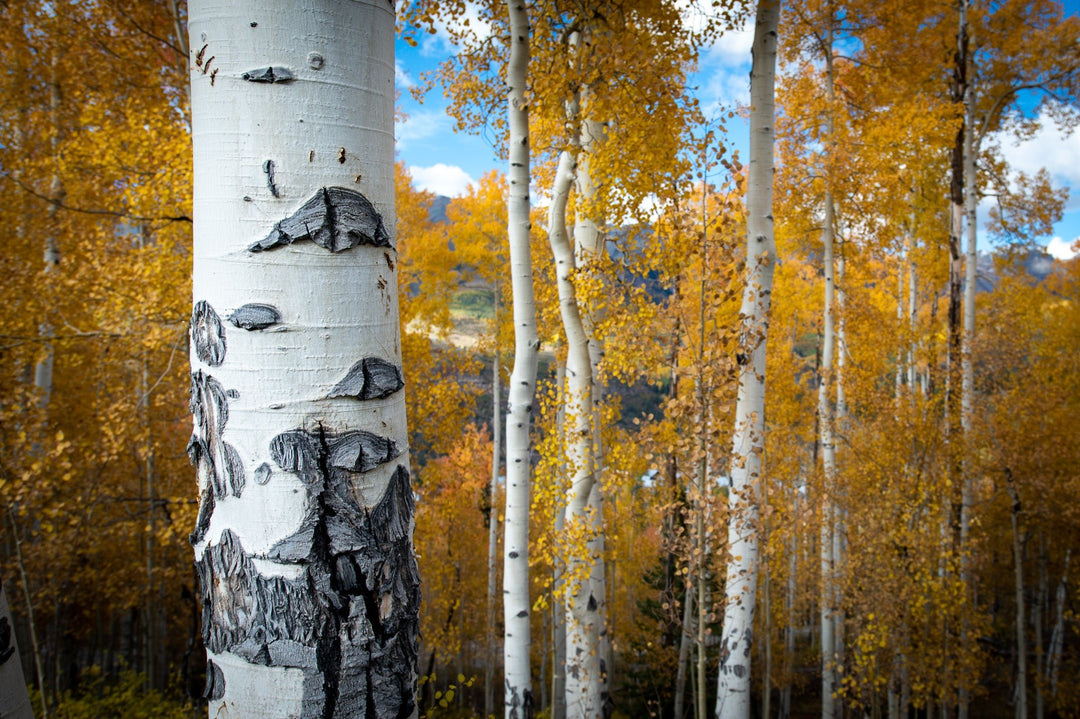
[394,4,1080,260]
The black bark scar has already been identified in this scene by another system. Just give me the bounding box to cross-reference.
[328,357,404,401]
[249,187,392,253]
[242,66,295,83]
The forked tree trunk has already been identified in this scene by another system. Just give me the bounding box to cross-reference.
[714,2,778,717]
[503,0,539,715]
[549,148,603,719]
[187,2,418,715]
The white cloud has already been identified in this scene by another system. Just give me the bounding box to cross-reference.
[420,2,494,57]
[394,61,414,90]
[691,12,753,116]
[999,111,1080,207]
[409,164,476,197]
[1047,236,1078,260]
[395,110,450,150]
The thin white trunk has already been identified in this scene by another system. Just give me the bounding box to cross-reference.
[818,36,840,718]
[7,509,47,719]
[1047,550,1069,697]
[188,2,417,716]
[574,72,611,713]
[819,192,838,719]
[674,586,694,719]
[486,342,502,718]
[715,2,778,717]
[907,232,918,393]
[1007,484,1027,719]
[781,479,799,719]
[959,19,977,717]
[503,1,538,715]
[0,582,34,719]
[552,358,568,719]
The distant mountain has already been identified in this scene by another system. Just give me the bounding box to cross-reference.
[428,195,451,224]
[975,248,1057,292]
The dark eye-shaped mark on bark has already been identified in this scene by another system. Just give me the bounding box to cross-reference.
[191,300,226,367]
[203,659,226,701]
[328,357,404,401]
[248,187,391,253]
[229,303,282,331]
[241,66,294,83]
[190,371,245,500]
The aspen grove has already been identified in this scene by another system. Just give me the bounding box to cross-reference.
[1,0,1080,718]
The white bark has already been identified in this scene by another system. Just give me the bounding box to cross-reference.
[574,111,610,706]
[1047,550,1070,697]
[714,2,778,717]
[0,582,34,719]
[503,0,538,715]
[552,358,568,719]
[818,169,839,719]
[486,344,502,718]
[1007,484,1028,719]
[549,149,603,719]
[188,2,417,716]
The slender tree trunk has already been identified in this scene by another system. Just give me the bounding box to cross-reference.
[7,509,47,719]
[781,477,799,719]
[907,231,918,394]
[675,586,694,719]
[819,185,839,719]
[818,37,840,719]
[715,2,778,717]
[959,26,978,714]
[486,340,502,719]
[549,148,603,719]
[1034,539,1046,719]
[1046,550,1069,698]
[553,358,568,719]
[187,2,417,715]
[0,581,34,719]
[1006,482,1027,719]
[574,82,611,713]
[503,1,538,715]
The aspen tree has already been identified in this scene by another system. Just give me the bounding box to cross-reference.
[503,1,540,716]
[187,1,417,715]
[715,2,779,717]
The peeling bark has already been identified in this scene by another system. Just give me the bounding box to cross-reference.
[242,66,295,83]
[249,187,391,253]
[192,300,227,367]
[328,358,405,401]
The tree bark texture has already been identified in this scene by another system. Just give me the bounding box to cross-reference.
[0,582,34,719]
[549,149,604,719]
[187,2,418,716]
[503,1,539,716]
[714,2,778,717]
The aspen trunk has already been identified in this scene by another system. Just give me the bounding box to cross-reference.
[187,2,418,715]
[486,344,502,718]
[503,1,539,715]
[574,78,611,715]
[714,2,778,717]
[1046,550,1069,698]
[0,581,34,719]
[1007,483,1027,719]
[552,360,568,719]
[819,186,839,719]
[549,149,603,719]
[674,587,694,719]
